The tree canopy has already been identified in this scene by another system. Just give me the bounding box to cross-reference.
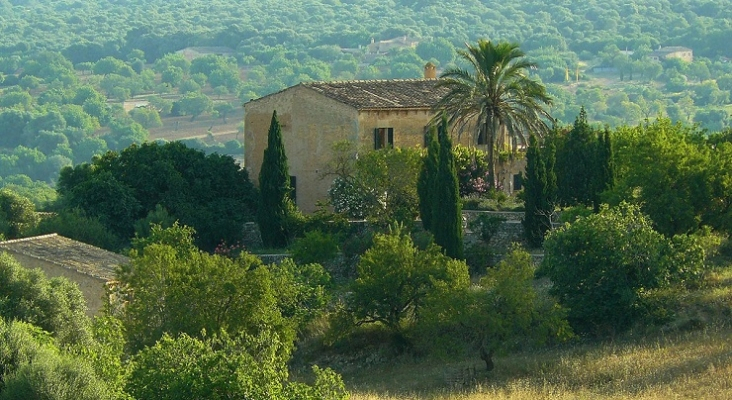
[57,141,257,251]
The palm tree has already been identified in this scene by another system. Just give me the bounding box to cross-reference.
[434,40,553,189]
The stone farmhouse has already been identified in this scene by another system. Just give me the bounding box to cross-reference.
[0,234,129,316]
[244,64,525,213]
[649,46,693,63]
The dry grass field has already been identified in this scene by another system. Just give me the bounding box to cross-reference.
[338,262,732,400]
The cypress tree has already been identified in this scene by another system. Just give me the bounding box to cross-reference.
[523,133,551,247]
[556,107,597,207]
[432,117,463,259]
[594,128,615,212]
[417,125,439,231]
[257,110,292,248]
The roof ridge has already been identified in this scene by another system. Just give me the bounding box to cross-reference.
[0,233,58,244]
[303,78,437,85]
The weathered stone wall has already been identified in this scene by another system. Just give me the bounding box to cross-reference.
[462,211,527,249]
[245,85,360,213]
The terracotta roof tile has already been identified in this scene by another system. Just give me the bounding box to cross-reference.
[0,234,128,281]
[301,79,449,110]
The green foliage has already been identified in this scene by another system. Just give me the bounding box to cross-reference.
[610,119,715,236]
[431,118,463,259]
[435,40,552,188]
[0,252,91,347]
[119,226,293,353]
[342,225,469,335]
[30,209,125,252]
[468,214,505,244]
[417,125,439,231]
[416,246,572,356]
[328,142,422,225]
[541,203,707,337]
[126,331,287,400]
[0,319,116,400]
[269,258,332,332]
[453,144,490,197]
[58,141,258,251]
[554,108,606,209]
[132,204,176,240]
[258,111,297,248]
[128,106,162,129]
[0,188,39,238]
[463,242,495,276]
[523,133,553,247]
[290,230,339,265]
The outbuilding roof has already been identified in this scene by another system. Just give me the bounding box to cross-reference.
[0,234,128,281]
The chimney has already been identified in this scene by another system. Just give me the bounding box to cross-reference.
[424,62,436,79]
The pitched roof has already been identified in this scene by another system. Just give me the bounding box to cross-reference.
[301,79,449,110]
[0,234,128,281]
[650,46,692,55]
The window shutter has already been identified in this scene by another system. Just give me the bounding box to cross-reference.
[387,128,394,147]
[374,128,380,149]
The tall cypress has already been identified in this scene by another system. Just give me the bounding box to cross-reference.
[523,133,551,247]
[594,128,615,212]
[556,107,597,207]
[544,126,558,206]
[432,117,463,259]
[258,110,291,248]
[417,125,439,231]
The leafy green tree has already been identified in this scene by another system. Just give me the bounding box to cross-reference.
[161,65,184,87]
[30,208,125,252]
[0,188,39,238]
[417,246,572,355]
[126,330,347,400]
[58,141,257,251]
[435,40,552,188]
[214,102,236,123]
[0,90,32,110]
[119,224,293,353]
[541,203,706,337]
[258,111,295,248]
[610,119,712,236]
[328,142,422,225]
[342,226,469,335]
[0,319,115,400]
[178,91,213,121]
[431,118,463,259]
[0,252,91,346]
[129,106,163,128]
[417,125,439,231]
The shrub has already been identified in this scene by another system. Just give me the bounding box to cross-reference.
[464,242,495,276]
[340,225,469,336]
[541,203,707,337]
[416,245,572,356]
[290,230,339,265]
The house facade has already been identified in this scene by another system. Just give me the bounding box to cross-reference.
[649,46,693,63]
[0,234,129,316]
[244,67,524,213]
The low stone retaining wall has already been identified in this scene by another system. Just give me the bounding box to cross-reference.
[243,210,548,266]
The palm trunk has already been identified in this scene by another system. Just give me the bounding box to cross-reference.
[486,119,498,189]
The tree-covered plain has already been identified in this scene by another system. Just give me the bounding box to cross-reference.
[0,0,730,205]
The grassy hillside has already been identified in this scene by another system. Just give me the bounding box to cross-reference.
[304,254,732,399]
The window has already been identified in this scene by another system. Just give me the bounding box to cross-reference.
[374,127,394,149]
[289,176,297,203]
[513,174,523,191]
